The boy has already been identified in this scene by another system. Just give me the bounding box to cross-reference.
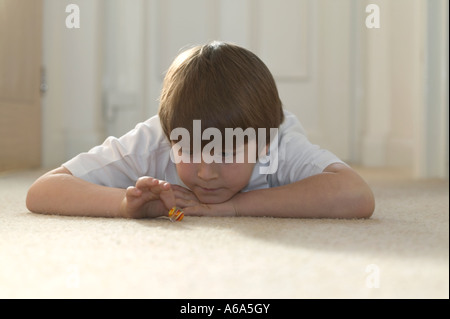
[26,41,374,219]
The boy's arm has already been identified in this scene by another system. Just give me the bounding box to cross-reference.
[27,167,178,219]
[26,166,127,218]
[234,163,375,218]
[184,163,375,219]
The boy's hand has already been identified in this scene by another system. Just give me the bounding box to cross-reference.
[119,177,202,219]
[181,192,243,217]
[120,177,177,218]
[120,176,241,218]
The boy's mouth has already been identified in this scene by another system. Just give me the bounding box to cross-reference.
[199,186,220,193]
[194,186,236,204]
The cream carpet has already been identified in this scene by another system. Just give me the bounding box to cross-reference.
[0,168,448,299]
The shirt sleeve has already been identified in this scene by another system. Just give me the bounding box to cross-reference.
[62,116,171,188]
[271,112,345,187]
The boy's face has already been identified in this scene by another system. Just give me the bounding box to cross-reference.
[174,143,256,204]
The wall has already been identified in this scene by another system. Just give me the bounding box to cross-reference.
[361,0,423,171]
[360,0,448,178]
[42,0,103,166]
[145,0,354,161]
[41,0,449,178]
[102,0,146,138]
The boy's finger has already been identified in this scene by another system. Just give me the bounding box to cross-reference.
[147,181,171,197]
[157,180,172,191]
[159,187,176,210]
[126,186,142,197]
[136,178,172,195]
[135,176,158,189]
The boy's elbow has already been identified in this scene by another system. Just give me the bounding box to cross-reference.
[26,184,41,213]
[335,178,375,219]
[26,192,36,213]
[26,167,71,214]
[351,188,375,219]
[26,175,50,214]
[325,164,375,219]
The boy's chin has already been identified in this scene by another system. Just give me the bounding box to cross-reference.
[194,192,235,205]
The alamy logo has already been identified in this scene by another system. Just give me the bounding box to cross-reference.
[169,120,279,174]
[365,4,380,29]
[65,4,80,29]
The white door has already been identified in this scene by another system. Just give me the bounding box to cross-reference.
[145,0,353,161]
[104,0,354,162]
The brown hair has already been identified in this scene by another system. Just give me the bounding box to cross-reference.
[158,41,284,147]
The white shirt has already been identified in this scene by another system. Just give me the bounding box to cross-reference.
[63,110,344,191]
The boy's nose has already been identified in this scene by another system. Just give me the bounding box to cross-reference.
[197,161,219,181]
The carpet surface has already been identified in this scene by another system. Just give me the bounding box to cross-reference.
[0,168,448,299]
